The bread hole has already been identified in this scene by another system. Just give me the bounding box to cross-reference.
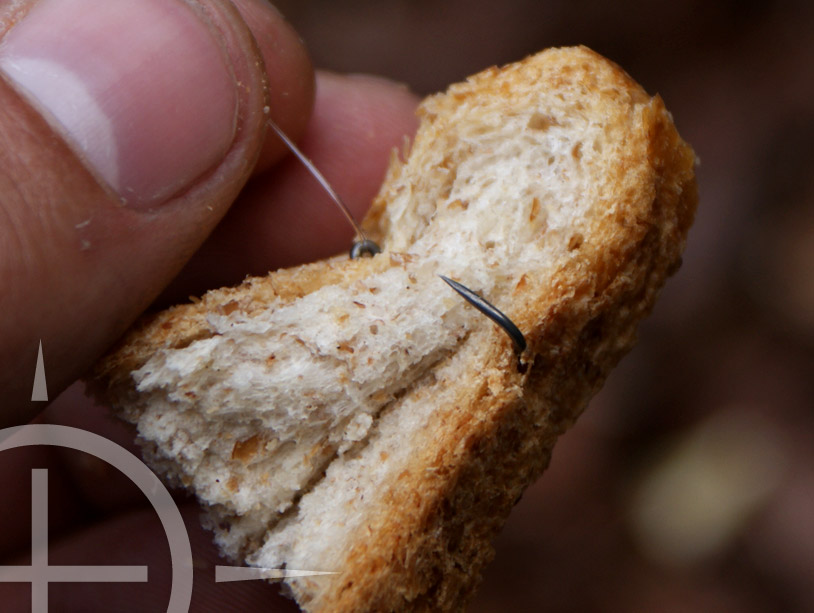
[369,324,379,335]
[547,156,555,166]
[221,300,240,315]
[231,434,263,463]
[592,139,603,153]
[171,329,216,350]
[371,389,390,404]
[353,301,366,309]
[447,199,468,211]
[368,286,380,295]
[527,112,560,131]
[337,342,355,354]
[571,142,583,161]
[484,240,496,250]
[529,197,541,222]
[568,233,585,250]
[468,123,494,137]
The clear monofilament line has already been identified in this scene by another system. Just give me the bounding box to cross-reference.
[267,118,377,256]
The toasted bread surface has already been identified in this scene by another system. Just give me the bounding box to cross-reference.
[91,46,697,612]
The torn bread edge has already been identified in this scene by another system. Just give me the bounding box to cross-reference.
[90,46,698,612]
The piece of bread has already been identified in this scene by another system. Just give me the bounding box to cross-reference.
[90,46,697,611]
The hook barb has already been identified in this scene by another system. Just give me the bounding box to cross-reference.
[439,275,527,354]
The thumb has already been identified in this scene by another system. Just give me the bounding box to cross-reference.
[0,0,313,426]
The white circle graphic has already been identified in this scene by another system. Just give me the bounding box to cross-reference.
[0,424,193,613]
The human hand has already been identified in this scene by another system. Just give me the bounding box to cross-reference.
[0,0,418,610]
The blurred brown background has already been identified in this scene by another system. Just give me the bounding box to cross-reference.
[273,0,814,611]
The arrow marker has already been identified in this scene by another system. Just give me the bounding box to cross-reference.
[215,566,338,583]
[31,340,48,402]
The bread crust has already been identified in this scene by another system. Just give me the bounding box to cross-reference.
[91,46,697,612]
[282,49,696,612]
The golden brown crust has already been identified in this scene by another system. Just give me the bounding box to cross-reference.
[91,253,394,389]
[91,46,697,612]
[291,49,697,612]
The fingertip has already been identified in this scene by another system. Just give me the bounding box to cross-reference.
[0,0,316,423]
[231,0,316,172]
[160,71,420,299]
[0,0,275,422]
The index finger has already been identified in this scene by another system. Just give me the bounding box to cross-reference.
[159,71,420,303]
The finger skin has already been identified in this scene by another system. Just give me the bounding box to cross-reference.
[0,4,419,609]
[0,69,419,611]
[231,0,316,171]
[161,71,420,302]
[0,67,420,556]
[0,0,313,427]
